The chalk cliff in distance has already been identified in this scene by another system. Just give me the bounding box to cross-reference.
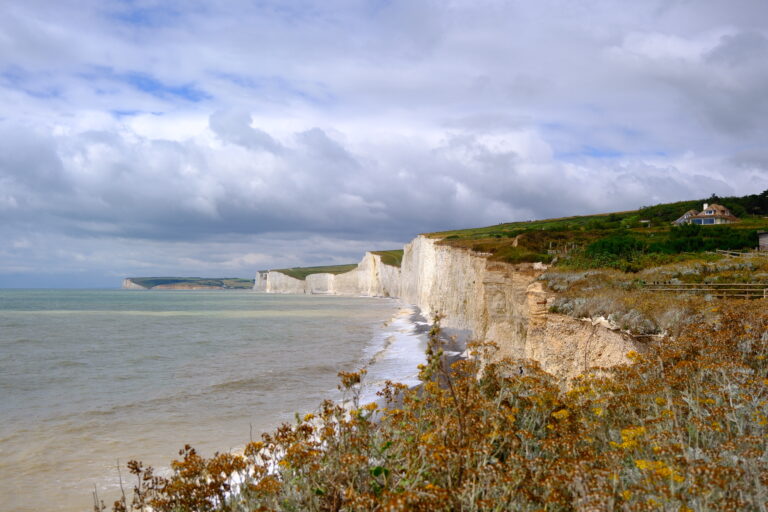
[122,279,148,290]
[255,252,400,297]
[255,235,643,380]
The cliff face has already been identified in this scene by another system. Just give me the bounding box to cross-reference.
[255,235,643,379]
[122,279,148,290]
[400,236,643,379]
[254,271,307,294]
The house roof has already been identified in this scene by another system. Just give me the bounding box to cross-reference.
[673,209,699,224]
[691,203,739,221]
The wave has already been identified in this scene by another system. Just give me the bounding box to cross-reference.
[7,337,42,345]
[356,306,429,403]
[210,376,280,393]
[57,360,88,368]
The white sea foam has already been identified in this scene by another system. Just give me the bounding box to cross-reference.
[356,305,428,403]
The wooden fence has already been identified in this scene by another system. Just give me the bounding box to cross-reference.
[643,282,767,299]
[714,249,760,257]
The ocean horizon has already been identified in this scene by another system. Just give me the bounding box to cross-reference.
[0,289,425,512]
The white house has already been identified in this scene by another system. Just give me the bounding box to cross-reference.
[674,203,739,226]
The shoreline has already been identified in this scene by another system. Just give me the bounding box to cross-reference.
[2,291,406,512]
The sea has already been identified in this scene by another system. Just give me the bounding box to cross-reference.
[0,289,427,512]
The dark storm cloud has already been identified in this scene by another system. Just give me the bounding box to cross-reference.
[0,0,767,286]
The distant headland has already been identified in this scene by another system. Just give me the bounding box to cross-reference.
[122,277,254,290]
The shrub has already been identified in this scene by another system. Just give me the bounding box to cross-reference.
[585,233,648,258]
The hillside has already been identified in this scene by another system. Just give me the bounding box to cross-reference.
[431,191,768,271]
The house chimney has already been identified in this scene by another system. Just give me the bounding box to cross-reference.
[703,203,709,210]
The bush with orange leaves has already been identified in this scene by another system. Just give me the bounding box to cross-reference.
[99,302,768,511]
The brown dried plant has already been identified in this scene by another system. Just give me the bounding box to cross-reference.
[111,302,768,511]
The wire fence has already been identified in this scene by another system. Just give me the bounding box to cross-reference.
[643,282,767,299]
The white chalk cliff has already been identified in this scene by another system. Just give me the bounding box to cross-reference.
[122,278,148,290]
[255,236,643,379]
[255,252,400,297]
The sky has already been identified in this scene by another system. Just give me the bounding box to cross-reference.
[1,0,767,287]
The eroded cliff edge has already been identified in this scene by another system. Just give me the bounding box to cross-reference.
[255,236,643,380]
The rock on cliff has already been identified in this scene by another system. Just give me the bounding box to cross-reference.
[255,235,644,380]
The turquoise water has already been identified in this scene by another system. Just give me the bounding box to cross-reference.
[0,290,408,512]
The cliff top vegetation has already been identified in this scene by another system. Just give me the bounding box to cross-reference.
[371,250,404,268]
[542,252,768,336]
[272,264,359,280]
[430,190,768,271]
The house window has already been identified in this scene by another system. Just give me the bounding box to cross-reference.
[702,218,715,224]
[705,210,713,215]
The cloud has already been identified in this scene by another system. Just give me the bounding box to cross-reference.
[209,109,283,153]
[0,0,767,286]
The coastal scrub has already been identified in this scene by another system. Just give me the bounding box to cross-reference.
[102,301,768,511]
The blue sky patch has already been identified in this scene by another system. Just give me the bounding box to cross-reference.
[110,109,141,118]
[215,72,334,106]
[1,66,62,99]
[80,66,211,102]
[107,1,180,28]
[554,146,624,160]
[580,146,623,158]
[121,72,211,102]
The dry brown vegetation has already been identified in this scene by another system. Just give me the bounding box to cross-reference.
[542,254,768,336]
[101,301,768,511]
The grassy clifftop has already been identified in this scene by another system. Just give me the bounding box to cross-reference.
[271,264,359,280]
[429,191,768,271]
[371,249,404,267]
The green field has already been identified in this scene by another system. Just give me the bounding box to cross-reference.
[127,277,255,289]
[371,249,404,267]
[272,264,359,280]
